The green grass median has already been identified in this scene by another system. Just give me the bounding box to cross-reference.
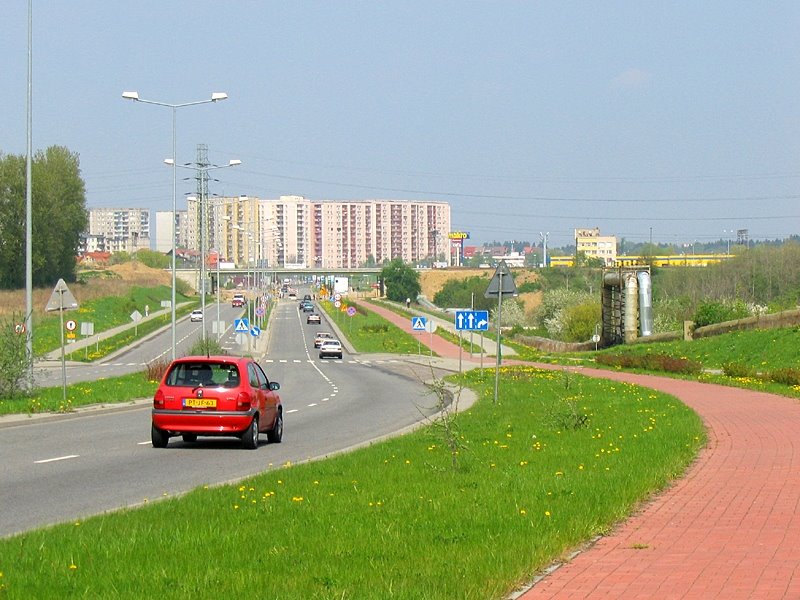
[0,365,705,599]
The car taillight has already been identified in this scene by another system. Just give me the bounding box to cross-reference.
[236,392,252,410]
[154,389,165,409]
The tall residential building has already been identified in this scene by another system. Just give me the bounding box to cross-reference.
[154,210,189,253]
[575,228,617,266]
[88,208,151,253]
[191,196,451,269]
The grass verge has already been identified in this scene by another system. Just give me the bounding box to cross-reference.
[0,365,705,599]
[0,371,158,416]
[319,299,433,355]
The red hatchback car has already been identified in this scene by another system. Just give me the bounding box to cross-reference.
[151,356,283,449]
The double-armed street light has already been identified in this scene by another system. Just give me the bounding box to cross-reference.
[121,90,227,359]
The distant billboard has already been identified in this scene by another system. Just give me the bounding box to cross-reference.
[448,231,470,240]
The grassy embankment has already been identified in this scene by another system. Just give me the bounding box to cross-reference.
[0,365,705,599]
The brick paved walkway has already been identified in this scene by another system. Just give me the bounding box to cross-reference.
[363,300,800,599]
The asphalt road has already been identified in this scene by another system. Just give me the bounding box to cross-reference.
[0,298,443,538]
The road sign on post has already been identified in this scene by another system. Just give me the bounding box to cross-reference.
[454,310,489,331]
[484,261,517,404]
[44,278,80,404]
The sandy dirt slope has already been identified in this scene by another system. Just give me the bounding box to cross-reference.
[419,268,542,316]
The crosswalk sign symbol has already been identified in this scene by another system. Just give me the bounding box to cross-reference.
[234,318,250,332]
[411,316,427,331]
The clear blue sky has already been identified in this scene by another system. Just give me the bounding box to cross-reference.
[3,2,799,248]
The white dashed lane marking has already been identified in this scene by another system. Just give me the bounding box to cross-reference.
[35,455,79,464]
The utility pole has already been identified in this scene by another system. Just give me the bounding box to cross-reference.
[539,231,549,267]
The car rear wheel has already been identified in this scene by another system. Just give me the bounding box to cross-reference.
[182,433,197,443]
[267,410,283,444]
[151,423,169,448]
[242,416,259,450]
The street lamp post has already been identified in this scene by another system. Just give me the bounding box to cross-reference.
[121,90,227,360]
[723,229,732,255]
[215,208,231,341]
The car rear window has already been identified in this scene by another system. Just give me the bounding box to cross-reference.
[166,362,241,388]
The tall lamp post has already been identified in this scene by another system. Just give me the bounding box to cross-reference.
[214,207,232,341]
[174,158,240,343]
[121,90,228,359]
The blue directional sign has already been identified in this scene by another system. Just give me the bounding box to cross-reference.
[411,316,427,331]
[250,325,261,337]
[454,310,490,331]
[234,318,250,333]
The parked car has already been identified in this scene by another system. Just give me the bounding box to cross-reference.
[190,309,204,322]
[151,356,283,450]
[307,313,321,324]
[231,293,246,307]
[314,332,335,347]
[319,339,343,359]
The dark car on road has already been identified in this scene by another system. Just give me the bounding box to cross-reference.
[151,356,282,450]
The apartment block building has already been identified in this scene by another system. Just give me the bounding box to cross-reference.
[575,228,617,265]
[88,207,151,253]
[187,195,451,269]
[154,210,189,254]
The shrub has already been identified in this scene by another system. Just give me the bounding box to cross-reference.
[145,357,170,382]
[722,362,757,378]
[692,299,750,327]
[596,352,702,375]
[767,367,800,387]
[561,301,601,342]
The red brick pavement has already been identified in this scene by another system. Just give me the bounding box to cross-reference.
[361,300,800,599]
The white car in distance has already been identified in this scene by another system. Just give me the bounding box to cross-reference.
[318,339,343,359]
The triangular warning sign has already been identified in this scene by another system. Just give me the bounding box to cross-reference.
[484,261,518,298]
[45,279,80,312]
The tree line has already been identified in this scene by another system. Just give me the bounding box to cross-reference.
[0,146,87,289]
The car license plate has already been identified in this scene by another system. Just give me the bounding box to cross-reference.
[183,398,216,408]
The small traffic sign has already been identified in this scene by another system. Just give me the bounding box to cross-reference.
[250,326,261,337]
[454,310,489,331]
[65,319,77,331]
[255,307,265,317]
[234,318,250,332]
[347,306,357,317]
[411,316,427,331]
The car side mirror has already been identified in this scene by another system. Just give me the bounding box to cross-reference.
[269,381,280,391]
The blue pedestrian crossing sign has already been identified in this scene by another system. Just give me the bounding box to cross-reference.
[454,310,490,331]
[411,316,427,331]
[234,318,250,333]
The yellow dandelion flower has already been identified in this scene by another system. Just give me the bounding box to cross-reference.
[519,509,527,516]
[545,511,551,517]
[69,564,78,570]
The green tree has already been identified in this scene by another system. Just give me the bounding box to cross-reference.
[432,276,494,310]
[135,249,170,269]
[380,259,420,303]
[562,301,601,342]
[0,146,87,289]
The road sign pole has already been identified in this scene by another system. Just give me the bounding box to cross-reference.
[494,271,503,404]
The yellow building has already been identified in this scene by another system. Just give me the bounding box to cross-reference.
[575,228,617,266]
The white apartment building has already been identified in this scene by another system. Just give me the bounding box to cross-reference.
[575,228,618,265]
[154,210,189,253]
[88,208,151,253]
